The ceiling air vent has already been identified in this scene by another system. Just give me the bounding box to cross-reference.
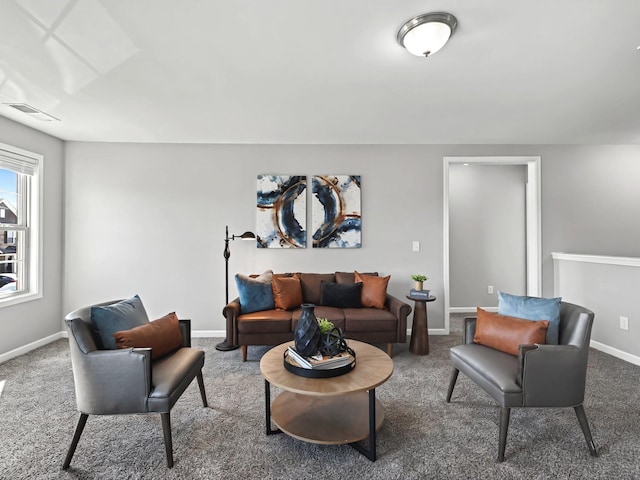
[4,103,60,121]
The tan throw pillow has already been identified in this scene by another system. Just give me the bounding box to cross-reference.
[272,275,303,310]
[354,271,389,309]
[114,312,183,359]
[473,307,549,356]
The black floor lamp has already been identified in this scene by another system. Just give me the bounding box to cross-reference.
[215,225,255,351]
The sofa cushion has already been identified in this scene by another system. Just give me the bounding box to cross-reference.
[497,291,561,344]
[355,271,389,309]
[235,270,275,314]
[148,348,205,410]
[345,307,397,332]
[91,295,149,350]
[319,280,363,308]
[272,275,303,310]
[114,312,183,359]
[237,309,292,334]
[449,343,523,407]
[474,307,549,356]
[291,305,344,322]
[335,271,378,284]
[297,273,336,304]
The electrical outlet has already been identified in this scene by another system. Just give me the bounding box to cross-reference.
[412,241,420,252]
[620,316,629,331]
[488,285,494,294]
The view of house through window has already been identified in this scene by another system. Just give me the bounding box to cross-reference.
[0,168,22,295]
[0,144,40,302]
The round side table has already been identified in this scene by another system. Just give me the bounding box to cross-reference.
[406,295,436,355]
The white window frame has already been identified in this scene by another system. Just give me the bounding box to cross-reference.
[0,142,43,307]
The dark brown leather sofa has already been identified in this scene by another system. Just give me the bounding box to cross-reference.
[222,272,412,361]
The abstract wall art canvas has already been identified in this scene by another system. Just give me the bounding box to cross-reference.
[256,175,307,248]
[312,175,361,248]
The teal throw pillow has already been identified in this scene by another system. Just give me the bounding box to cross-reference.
[91,295,149,349]
[497,291,561,344]
[235,271,275,314]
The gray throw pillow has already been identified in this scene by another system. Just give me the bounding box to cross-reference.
[91,295,149,349]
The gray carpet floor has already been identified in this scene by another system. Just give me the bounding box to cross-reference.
[1,315,639,479]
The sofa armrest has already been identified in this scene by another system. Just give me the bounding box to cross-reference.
[386,294,411,343]
[520,344,587,407]
[132,347,153,393]
[178,319,191,347]
[463,317,477,344]
[222,298,242,346]
[73,349,151,415]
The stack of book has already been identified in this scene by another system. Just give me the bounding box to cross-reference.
[409,289,431,298]
[287,346,352,370]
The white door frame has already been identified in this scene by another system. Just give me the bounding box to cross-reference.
[443,157,541,334]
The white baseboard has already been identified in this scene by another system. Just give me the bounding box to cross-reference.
[8,330,636,368]
[449,307,476,313]
[450,307,498,313]
[0,331,66,364]
[590,340,640,366]
[407,328,447,336]
[193,330,224,338]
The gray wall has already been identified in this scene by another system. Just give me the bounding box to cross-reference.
[3,134,640,357]
[449,164,526,308]
[539,146,640,258]
[0,116,64,355]
[63,144,447,331]
[62,142,640,336]
[554,257,640,359]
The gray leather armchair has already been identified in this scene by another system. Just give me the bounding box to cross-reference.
[63,300,208,469]
[446,301,598,462]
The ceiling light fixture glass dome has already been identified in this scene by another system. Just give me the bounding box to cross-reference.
[397,12,458,57]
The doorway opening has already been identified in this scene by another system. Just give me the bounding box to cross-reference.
[443,157,541,334]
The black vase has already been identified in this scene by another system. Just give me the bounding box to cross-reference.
[294,303,321,357]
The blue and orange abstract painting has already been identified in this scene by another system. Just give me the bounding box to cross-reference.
[256,175,307,248]
[312,175,361,248]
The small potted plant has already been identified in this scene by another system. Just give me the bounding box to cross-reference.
[317,317,334,335]
[411,274,428,291]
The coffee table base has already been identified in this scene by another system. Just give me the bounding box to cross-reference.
[265,380,382,461]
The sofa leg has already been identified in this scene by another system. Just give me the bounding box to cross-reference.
[386,343,393,357]
[574,405,598,457]
[497,407,511,463]
[62,413,88,470]
[446,368,459,403]
[196,371,208,407]
[161,412,174,468]
[241,345,248,362]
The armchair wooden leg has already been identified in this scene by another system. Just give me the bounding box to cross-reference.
[446,368,459,403]
[161,413,174,468]
[497,407,511,462]
[574,405,598,457]
[196,371,208,407]
[62,413,89,470]
[386,343,393,357]
[241,345,248,362]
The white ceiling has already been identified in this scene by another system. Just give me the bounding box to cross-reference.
[1,0,640,144]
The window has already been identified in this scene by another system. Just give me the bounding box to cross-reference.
[0,143,42,305]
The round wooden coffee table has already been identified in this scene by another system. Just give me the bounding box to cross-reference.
[260,340,393,461]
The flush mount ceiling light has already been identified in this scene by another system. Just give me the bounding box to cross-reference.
[397,12,457,57]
